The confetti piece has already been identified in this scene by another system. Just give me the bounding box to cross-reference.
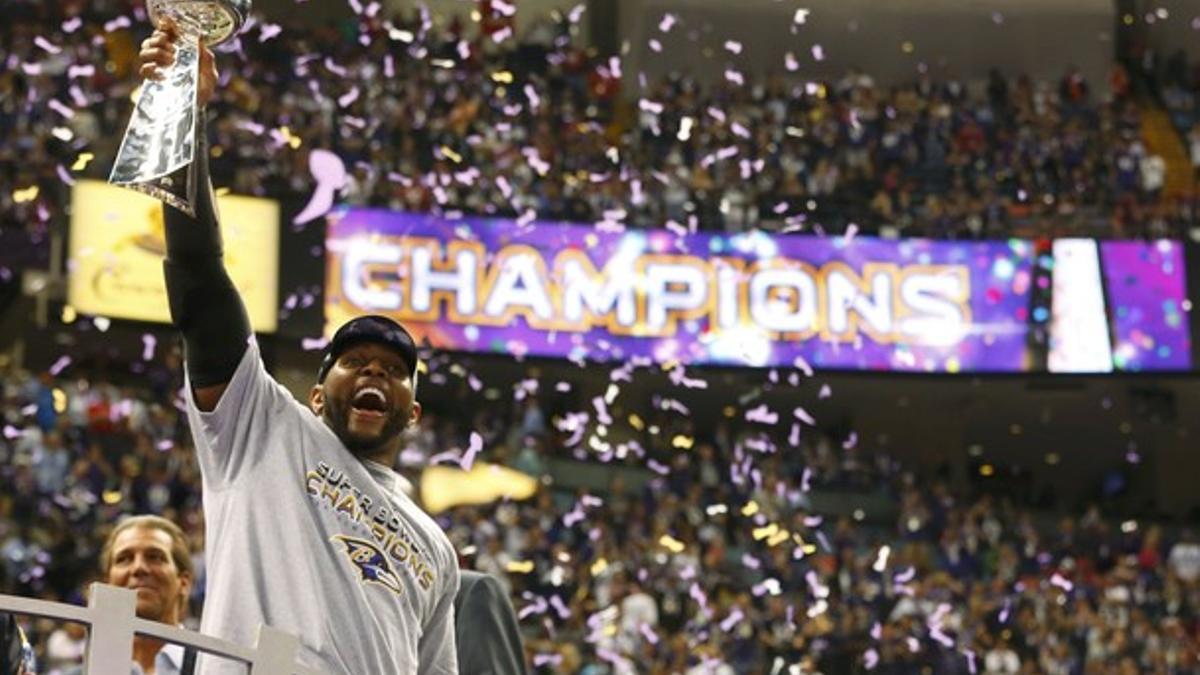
[137,334,156,361]
[337,87,360,108]
[104,16,131,32]
[658,535,685,553]
[48,355,72,376]
[719,608,743,632]
[745,404,778,425]
[873,545,890,572]
[460,432,482,470]
[505,560,534,574]
[258,23,282,41]
[34,36,62,54]
[1050,573,1074,592]
[294,150,346,226]
[793,407,816,426]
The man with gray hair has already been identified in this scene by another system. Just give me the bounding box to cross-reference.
[64,514,195,675]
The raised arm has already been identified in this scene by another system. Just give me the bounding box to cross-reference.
[140,23,250,411]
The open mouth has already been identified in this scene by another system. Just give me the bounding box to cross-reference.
[351,386,389,418]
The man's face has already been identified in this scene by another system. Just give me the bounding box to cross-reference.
[309,342,421,457]
[106,527,190,624]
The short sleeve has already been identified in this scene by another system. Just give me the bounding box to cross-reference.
[184,337,304,488]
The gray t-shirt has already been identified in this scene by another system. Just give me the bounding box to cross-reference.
[184,339,459,674]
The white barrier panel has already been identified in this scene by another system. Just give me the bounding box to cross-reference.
[0,583,324,675]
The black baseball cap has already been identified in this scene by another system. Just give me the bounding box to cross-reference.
[317,315,419,384]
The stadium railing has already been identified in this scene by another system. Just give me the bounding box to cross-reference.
[0,584,324,674]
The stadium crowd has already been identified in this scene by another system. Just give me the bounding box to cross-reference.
[2,1,1199,242]
[1,348,1198,674]
[3,1,1200,674]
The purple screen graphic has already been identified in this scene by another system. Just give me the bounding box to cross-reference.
[1100,240,1192,371]
[325,210,1036,372]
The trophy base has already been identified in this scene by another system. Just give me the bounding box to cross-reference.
[124,177,197,218]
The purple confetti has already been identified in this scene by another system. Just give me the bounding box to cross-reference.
[719,608,744,632]
[793,407,816,426]
[1050,573,1074,592]
[294,150,347,226]
[49,355,71,376]
[460,432,483,471]
[745,404,778,425]
[104,16,131,32]
[259,23,282,42]
[301,337,329,351]
[34,36,62,54]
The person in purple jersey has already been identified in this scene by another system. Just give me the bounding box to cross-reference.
[138,22,458,674]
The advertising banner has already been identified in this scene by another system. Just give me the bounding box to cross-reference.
[1100,240,1191,371]
[68,180,280,332]
[325,209,1037,372]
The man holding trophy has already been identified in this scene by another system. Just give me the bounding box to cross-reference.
[117,3,461,673]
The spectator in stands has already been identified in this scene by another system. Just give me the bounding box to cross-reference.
[91,515,195,675]
[2,1,1197,240]
[42,622,86,673]
[1189,123,1200,179]
[1168,529,1200,585]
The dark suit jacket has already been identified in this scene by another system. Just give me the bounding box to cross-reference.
[454,571,528,675]
[0,613,33,675]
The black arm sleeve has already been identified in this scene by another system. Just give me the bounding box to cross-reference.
[162,108,252,387]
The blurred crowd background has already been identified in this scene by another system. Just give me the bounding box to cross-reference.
[3,0,1200,242]
[3,0,1200,673]
[2,330,1199,674]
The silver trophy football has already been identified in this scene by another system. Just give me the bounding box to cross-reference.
[109,0,249,216]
